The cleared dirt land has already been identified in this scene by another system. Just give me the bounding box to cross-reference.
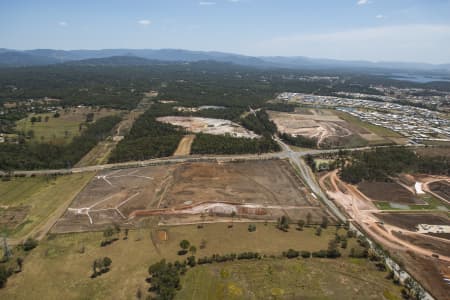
[173,134,195,156]
[268,109,386,148]
[358,181,421,204]
[375,212,450,238]
[429,180,450,202]
[156,116,259,138]
[53,160,331,233]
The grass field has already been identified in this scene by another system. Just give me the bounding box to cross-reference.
[334,110,403,141]
[15,107,119,144]
[0,173,94,239]
[176,258,403,300]
[0,223,391,300]
[16,112,81,144]
[374,193,450,211]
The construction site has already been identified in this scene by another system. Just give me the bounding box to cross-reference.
[52,159,335,233]
[319,169,450,299]
[156,116,260,138]
[268,109,384,148]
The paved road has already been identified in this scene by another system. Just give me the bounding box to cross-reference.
[274,136,347,222]
[2,143,418,176]
[1,152,287,176]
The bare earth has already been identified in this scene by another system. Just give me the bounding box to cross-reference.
[268,109,383,147]
[173,134,195,156]
[52,160,332,233]
[156,116,260,138]
[319,170,450,299]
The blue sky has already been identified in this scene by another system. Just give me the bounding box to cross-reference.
[1,0,449,63]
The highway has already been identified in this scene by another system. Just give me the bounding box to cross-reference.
[273,136,347,222]
[1,143,414,177]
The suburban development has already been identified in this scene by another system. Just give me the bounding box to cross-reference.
[1,1,450,300]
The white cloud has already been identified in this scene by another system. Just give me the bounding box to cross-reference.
[229,0,240,2]
[58,21,68,27]
[357,0,370,5]
[137,19,151,26]
[199,1,216,5]
[375,14,385,19]
[256,24,450,64]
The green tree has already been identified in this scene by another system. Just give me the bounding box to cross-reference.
[180,240,190,251]
[321,216,329,229]
[22,238,38,251]
[297,219,305,230]
[306,212,312,225]
[315,227,322,236]
[103,227,114,239]
[103,257,112,269]
[277,215,289,231]
[0,266,10,288]
[16,257,23,272]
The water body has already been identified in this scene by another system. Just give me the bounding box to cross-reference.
[389,73,450,83]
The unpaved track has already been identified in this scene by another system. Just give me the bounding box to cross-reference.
[322,171,450,262]
[173,135,195,156]
[75,93,154,167]
[423,178,450,205]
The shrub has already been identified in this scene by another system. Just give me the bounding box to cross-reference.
[248,224,256,232]
[301,251,311,258]
[283,249,299,259]
[22,238,38,251]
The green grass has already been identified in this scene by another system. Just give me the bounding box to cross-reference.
[375,202,395,210]
[15,113,84,144]
[0,224,375,300]
[15,108,119,145]
[334,110,402,139]
[0,173,94,239]
[409,194,450,211]
[176,258,403,300]
[375,194,449,211]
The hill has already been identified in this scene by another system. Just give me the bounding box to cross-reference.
[1,48,449,73]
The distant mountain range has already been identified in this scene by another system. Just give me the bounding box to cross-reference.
[0,48,449,73]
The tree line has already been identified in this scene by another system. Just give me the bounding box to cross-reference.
[109,103,184,163]
[339,147,450,184]
[191,133,280,155]
[0,115,121,170]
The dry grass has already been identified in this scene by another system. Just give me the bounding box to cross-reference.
[0,173,94,240]
[1,224,364,300]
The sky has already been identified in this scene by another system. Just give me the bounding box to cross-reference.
[1,0,450,64]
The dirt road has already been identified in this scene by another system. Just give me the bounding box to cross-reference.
[322,170,450,262]
[173,135,195,156]
[75,93,155,167]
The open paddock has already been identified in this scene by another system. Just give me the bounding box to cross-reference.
[0,173,94,239]
[0,206,30,231]
[0,224,380,300]
[15,107,120,145]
